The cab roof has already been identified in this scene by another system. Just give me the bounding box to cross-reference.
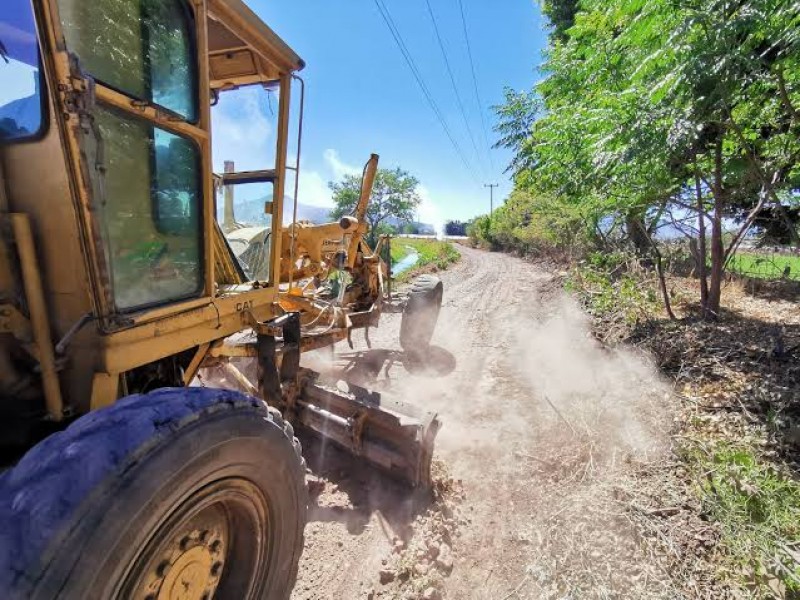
[207,0,305,89]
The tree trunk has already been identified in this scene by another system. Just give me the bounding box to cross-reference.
[653,244,677,321]
[707,139,725,319]
[625,211,650,256]
[694,171,710,314]
[634,220,676,320]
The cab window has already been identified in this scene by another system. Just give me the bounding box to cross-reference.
[55,0,204,311]
[212,84,281,282]
[94,106,203,311]
[216,181,274,282]
[57,0,198,122]
[0,0,46,141]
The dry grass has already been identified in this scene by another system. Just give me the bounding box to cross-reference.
[574,268,800,598]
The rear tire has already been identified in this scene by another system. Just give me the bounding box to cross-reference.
[0,387,306,600]
[400,274,444,355]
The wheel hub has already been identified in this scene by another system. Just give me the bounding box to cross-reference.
[140,523,226,600]
[158,545,212,600]
[121,480,271,600]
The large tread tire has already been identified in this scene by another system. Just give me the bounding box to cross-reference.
[400,274,444,353]
[0,387,306,600]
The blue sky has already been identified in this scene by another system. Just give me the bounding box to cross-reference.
[224,0,548,225]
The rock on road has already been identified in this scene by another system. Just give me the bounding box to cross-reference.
[293,246,676,600]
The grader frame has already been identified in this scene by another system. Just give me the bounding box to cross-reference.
[0,0,439,485]
[0,2,446,596]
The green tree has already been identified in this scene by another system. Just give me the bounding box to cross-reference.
[329,167,422,245]
[541,0,580,41]
[497,0,800,320]
[445,220,468,236]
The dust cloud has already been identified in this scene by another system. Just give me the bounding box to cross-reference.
[290,246,678,598]
[510,298,669,462]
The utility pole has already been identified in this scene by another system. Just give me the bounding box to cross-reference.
[484,183,498,217]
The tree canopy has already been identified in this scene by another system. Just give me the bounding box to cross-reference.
[329,167,422,243]
[494,0,800,317]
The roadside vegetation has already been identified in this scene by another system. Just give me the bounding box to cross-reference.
[475,0,800,595]
[390,238,461,282]
[565,254,800,596]
[478,0,799,318]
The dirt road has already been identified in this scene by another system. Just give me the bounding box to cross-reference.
[293,246,677,599]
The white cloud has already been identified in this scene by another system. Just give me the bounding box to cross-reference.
[211,86,277,173]
[295,168,332,207]
[417,185,445,238]
[289,149,364,208]
[323,149,361,180]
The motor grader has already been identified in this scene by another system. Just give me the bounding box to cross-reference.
[0,0,444,598]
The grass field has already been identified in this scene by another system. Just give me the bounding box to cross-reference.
[390,238,460,280]
[727,252,800,280]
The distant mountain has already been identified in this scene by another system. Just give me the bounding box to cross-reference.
[218,195,332,226]
[410,222,437,235]
[384,216,436,235]
[219,194,433,232]
[285,202,332,225]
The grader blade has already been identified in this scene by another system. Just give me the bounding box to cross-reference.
[295,370,440,488]
[254,314,440,488]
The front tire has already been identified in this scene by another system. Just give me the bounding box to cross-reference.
[0,387,306,600]
[400,274,444,355]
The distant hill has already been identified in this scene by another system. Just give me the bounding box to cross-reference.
[218,195,332,226]
[286,202,332,225]
[219,195,433,232]
[384,216,436,235]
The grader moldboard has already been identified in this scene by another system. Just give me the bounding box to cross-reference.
[0,0,444,597]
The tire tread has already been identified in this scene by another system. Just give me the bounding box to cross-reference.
[0,387,306,595]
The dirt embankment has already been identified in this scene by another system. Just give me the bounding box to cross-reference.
[293,246,678,599]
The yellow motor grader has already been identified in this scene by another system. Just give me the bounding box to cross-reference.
[0,1,444,598]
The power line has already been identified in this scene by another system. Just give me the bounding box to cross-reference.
[373,0,478,184]
[371,0,481,185]
[423,0,487,179]
[457,0,496,175]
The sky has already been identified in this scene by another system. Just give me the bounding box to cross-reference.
[213,0,548,227]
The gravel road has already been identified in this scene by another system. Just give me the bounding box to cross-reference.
[293,246,676,600]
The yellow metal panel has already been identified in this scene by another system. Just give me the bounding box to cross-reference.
[90,371,119,410]
[96,287,279,373]
[270,75,292,285]
[207,0,304,73]
[210,49,257,79]
[10,214,64,420]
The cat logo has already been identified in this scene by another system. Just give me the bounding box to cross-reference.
[235,300,254,312]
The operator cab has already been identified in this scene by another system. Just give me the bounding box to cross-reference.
[1,0,302,322]
[1,0,304,422]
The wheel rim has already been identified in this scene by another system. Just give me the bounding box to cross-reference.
[121,479,270,600]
